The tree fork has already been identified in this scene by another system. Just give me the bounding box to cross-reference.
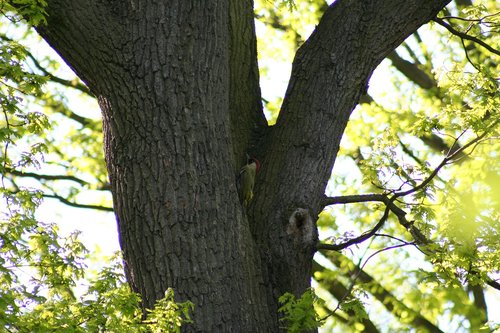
[33,0,452,331]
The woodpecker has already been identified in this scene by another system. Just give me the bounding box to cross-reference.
[238,157,260,209]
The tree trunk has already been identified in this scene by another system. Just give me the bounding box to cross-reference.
[35,0,450,331]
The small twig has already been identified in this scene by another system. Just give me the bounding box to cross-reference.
[374,233,426,254]
[359,243,412,272]
[461,38,481,71]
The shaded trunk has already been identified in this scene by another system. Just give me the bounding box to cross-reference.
[37,1,272,331]
[35,0,450,331]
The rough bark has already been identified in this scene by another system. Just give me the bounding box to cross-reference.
[37,1,271,331]
[34,0,450,331]
[228,0,268,170]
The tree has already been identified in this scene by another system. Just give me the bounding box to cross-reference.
[1,0,499,332]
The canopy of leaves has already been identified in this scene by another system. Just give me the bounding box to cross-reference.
[0,0,499,332]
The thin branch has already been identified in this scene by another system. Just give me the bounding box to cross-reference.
[418,134,467,160]
[433,17,500,56]
[42,193,113,212]
[317,204,391,251]
[0,33,93,95]
[373,233,425,254]
[461,37,481,71]
[5,168,111,191]
[313,261,381,333]
[2,107,13,214]
[322,124,499,249]
[323,193,388,206]
[6,168,86,186]
[396,121,499,198]
[439,12,500,23]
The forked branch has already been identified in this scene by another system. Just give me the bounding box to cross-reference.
[319,121,499,250]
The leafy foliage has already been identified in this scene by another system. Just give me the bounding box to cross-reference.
[278,288,324,332]
[1,0,48,26]
[145,288,195,333]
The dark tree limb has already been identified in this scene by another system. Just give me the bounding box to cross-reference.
[469,284,488,323]
[486,279,500,291]
[321,192,429,247]
[387,51,436,89]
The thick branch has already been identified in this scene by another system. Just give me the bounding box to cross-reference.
[387,51,436,89]
[228,1,267,170]
[469,284,488,323]
[256,0,451,217]
[486,279,500,291]
[322,193,429,246]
